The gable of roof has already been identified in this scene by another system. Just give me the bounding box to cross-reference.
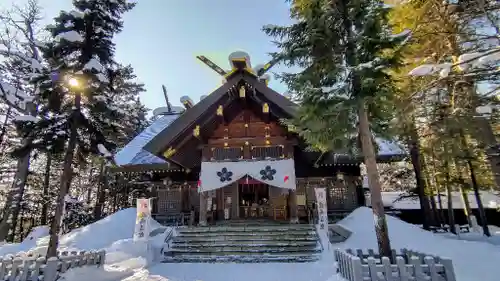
[143,71,296,156]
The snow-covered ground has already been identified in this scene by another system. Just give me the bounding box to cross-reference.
[336,208,500,281]
[1,207,499,281]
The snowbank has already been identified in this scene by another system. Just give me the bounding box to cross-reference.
[0,208,170,281]
[0,208,167,257]
[337,207,500,281]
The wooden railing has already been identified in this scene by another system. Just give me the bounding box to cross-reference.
[212,147,243,161]
[251,145,284,159]
[238,206,287,220]
[0,250,105,281]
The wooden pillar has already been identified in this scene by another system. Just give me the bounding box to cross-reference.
[243,144,251,159]
[231,183,239,219]
[289,189,298,223]
[199,191,207,226]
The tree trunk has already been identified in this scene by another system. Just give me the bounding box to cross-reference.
[427,182,439,226]
[112,193,117,212]
[41,153,52,226]
[0,153,31,242]
[458,130,491,236]
[435,183,444,226]
[46,93,81,258]
[93,160,106,220]
[407,137,432,230]
[458,184,473,226]
[475,114,500,190]
[0,102,37,242]
[430,155,445,226]
[0,107,12,149]
[358,99,392,258]
[444,159,457,234]
[466,159,490,236]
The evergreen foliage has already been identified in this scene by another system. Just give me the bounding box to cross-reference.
[264,0,407,153]
[264,0,410,257]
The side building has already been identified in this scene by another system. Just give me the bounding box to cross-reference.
[108,52,404,225]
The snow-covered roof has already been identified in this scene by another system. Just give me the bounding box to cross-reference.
[366,191,500,210]
[114,114,179,166]
[376,138,405,155]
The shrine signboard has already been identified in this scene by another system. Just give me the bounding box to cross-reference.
[133,198,152,242]
[314,188,328,235]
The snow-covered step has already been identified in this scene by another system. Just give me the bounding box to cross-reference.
[171,240,318,247]
[163,223,320,263]
[176,230,315,237]
[163,253,320,263]
[169,246,320,253]
[172,235,317,242]
[177,225,313,233]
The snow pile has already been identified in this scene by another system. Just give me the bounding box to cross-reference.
[337,207,500,281]
[97,143,113,157]
[23,226,50,243]
[83,58,104,72]
[366,190,500,210]
[0,208,166,256]
[0,208,170,281]
[409,49,500,77]
[14,115,39,122]
[55,31,84,43]
[408,63,452,77]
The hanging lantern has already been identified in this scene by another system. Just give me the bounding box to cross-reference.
[239,86,246,98]
[217,105,223,116]
[262,103,269,113]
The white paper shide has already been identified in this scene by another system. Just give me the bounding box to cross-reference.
[133,198,152,241]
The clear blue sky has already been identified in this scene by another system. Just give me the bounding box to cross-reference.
[5,0,294,113]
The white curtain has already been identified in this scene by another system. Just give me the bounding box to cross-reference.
[198,159,296,192]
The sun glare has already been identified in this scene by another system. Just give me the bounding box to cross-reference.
[68,77,80,88]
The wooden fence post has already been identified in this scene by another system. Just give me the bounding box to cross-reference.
[43,257,59,281]
[98,249,106,266]
[396,256,409,281]
[441,258,457,281]
[32,257,45,279]
[0,257,10,280]
[9,258,23,281]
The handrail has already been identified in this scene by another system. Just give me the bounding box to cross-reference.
[164,227,174,243]
[160,227,175,256]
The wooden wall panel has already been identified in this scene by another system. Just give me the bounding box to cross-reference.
[157,189,181,214]
[295,177,358,211]
[210,110,287,140]
[230,123,246,138]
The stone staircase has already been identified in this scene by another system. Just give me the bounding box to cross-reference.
[163,221,321,263]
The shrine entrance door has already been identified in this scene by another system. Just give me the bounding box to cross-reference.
[238,178,271,219]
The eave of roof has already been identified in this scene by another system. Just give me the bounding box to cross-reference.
[114,113,180,166]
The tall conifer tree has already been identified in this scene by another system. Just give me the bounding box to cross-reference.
[15,0,136,257]
[264,0,409,256]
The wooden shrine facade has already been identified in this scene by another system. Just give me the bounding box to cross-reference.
[108,61,403,225]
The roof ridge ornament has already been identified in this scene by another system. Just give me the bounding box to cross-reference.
[152,85,184,117]
[195,51,280,85]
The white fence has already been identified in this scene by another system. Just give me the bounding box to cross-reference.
[335,248,456,281]
[0,250,105,281]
